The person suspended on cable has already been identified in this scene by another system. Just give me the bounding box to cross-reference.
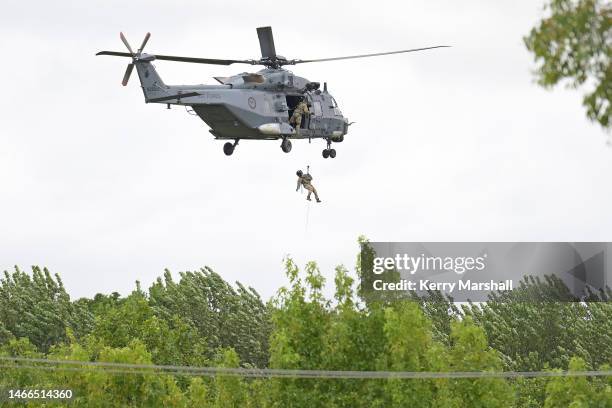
[296,169,321,203]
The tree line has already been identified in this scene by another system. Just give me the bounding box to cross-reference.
[0,243,610,407]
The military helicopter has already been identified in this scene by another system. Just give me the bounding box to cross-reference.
[97,27,448,157]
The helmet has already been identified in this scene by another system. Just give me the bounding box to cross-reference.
[296,170,303,177]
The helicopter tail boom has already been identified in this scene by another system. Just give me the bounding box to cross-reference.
[97,33,176,103]
[133,61,172,102]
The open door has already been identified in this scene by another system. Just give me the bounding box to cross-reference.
[286,95,309,130]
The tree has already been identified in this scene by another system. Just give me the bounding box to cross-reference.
[0,266,93,352]
[188,377,211,407]
[461,277,612,407]
[268,258,332,406]
[49,340,187,408]
[463,276,612,372]
[268,257,515,407]
[382,302,445,408]
[148,268,271,367]
[92,291,208,367]
[544,357,612,407]
[1,254,610,406]
[444,317,515,408]
[0,337,44,390]
[213,349,246,408]
[524,0,611,129]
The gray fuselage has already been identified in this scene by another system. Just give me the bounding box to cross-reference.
[135,60,348,142]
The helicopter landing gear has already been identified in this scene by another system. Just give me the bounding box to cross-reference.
[223,139,239,156]
[322,148,337,158]
[281,138,292,153]
[322,139,337,159]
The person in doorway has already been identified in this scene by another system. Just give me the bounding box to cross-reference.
[290,99,309,136]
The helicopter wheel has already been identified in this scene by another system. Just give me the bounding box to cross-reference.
[223,142,235,156]
[329,149,336,158]
[322,149,330,159]
[281,138,292,153]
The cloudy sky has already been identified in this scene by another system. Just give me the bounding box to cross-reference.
[1,0,611,300]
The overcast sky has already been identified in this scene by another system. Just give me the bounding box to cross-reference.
[1,0,611,300]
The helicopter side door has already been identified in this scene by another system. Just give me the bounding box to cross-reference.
[306,93,324,134]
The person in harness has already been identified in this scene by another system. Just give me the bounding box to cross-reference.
[290,99,309,136]
[296,169,321,202]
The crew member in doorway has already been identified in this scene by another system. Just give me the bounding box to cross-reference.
[296,169,321,202]
[290,99,309,136]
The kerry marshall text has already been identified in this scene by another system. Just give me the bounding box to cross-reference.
[372,279,513,293]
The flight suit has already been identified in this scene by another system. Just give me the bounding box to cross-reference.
[290,101,309,135]
[296,174,320,202]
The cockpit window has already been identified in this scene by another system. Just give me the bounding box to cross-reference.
[313,101,322,116]
[331,97,338,108]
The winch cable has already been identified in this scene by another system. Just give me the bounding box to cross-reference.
[304,165,311,233]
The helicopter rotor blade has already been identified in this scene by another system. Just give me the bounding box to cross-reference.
[96,51,255,66]
[138,32,151,53]
[291,45,451,64]
[97,51,133,58]
[122,63,134,86]
[120,32,135,56]
[153,54,255,65]
[256,26,277,58]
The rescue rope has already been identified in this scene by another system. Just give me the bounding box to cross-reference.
[305,199,311,233]
[304,165,311,233]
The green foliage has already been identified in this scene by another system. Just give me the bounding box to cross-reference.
[382,302,440,407]
[444,317,514,408]
[0,266,93,352]
[268,258,515,407]
[544,357,612,407]
[0,253,610,406]
[1,339,191,407]
[188,377,210,407]
[214,349,245,408]
[148,267,271,367]
[462,277,612,372]
[524,0,611,128]
[449,276,612,407]
[267,258,332,406]
[78,291,123,316]
[0,337,44,389]
[92,292,208,367]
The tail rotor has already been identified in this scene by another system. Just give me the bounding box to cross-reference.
[118,32,150,86]
[137,32,151,54]
[121,63,134,86]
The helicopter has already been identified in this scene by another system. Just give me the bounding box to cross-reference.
[97,27,448,157]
